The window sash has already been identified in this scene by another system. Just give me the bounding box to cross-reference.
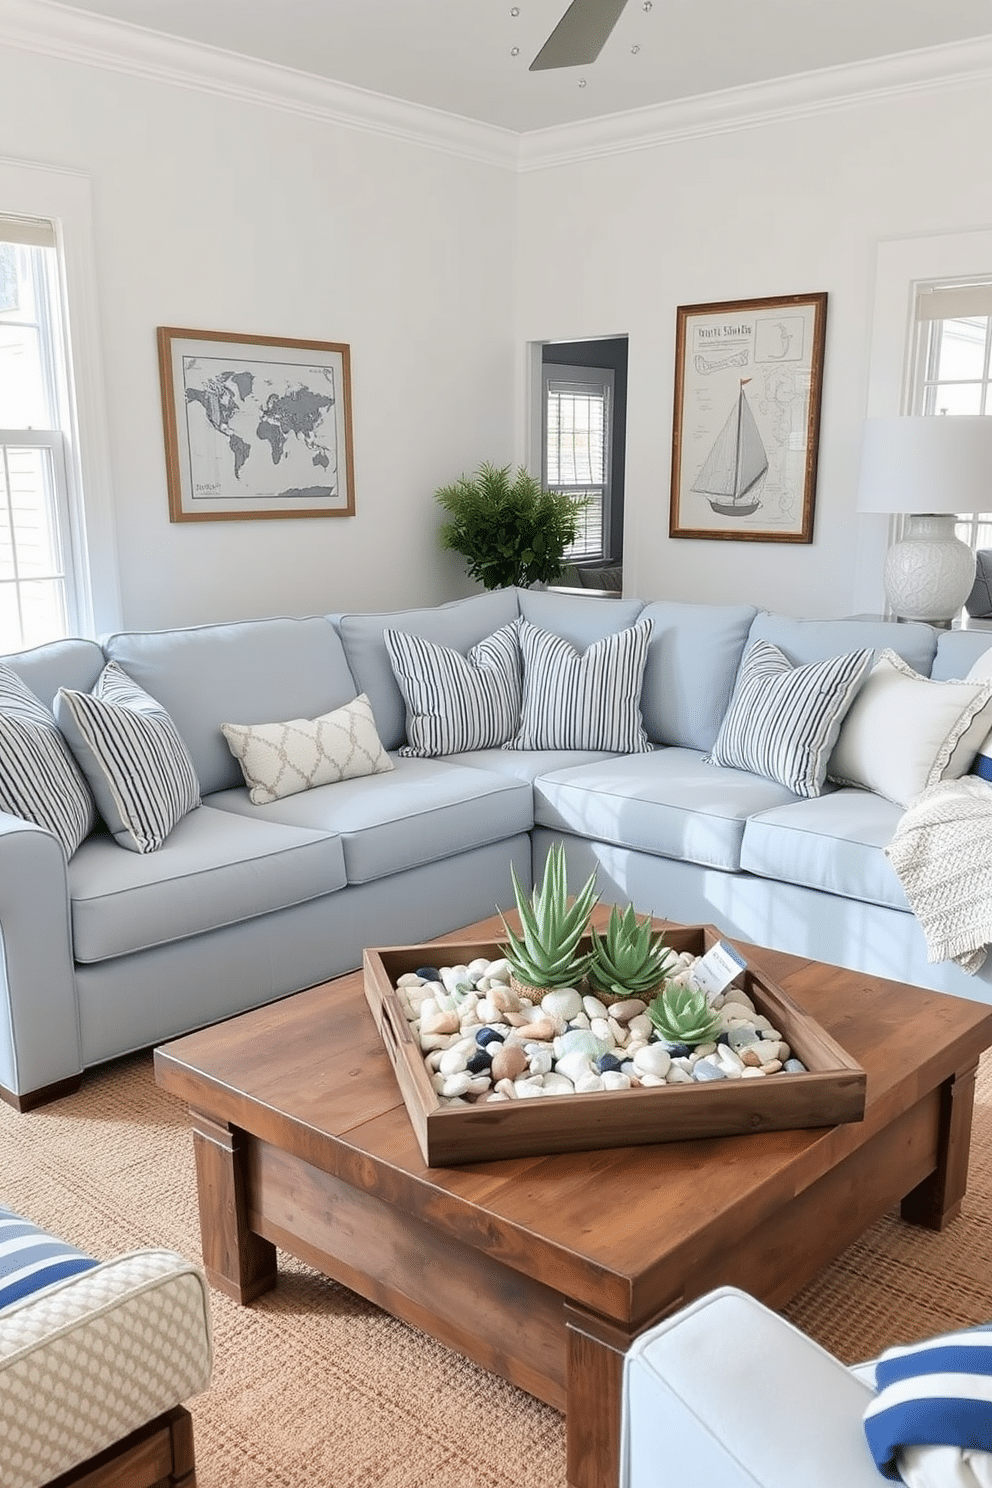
[543,365,613,564]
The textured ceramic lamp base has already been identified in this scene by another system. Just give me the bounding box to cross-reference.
[883,514,977,626]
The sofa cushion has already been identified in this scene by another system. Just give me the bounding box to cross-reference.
[828,650,992,807]
[516,588,644,645]
[104,617,359,796]
[2,636,105,707]
[509,617,652,752]
[68,804,346,962]
[534,748,799,871]
[931,629,992,681]
[446,746,616,782]
[384,622,522,757]
[709,640,873,797]
[740,790,908,911]
[335,590,520,751]
[746,611,938,674]
[0,663,96,857]
[0,1206,97,1311]
[638,600,757,751]
[207,757,533,886]
[222,693,393,804]
[56,663,201,853]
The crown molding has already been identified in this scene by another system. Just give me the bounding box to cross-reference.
[0,0,520,171]
[3,2,991,176]
[518,34,992,171]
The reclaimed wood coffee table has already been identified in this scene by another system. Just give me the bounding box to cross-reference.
[155,912,992,1488]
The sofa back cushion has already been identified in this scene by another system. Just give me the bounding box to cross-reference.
[335,589,520,750]
[931,629,992,681]
[516,589,644,646]
[2,637,105,707]
[104,617,359,795]
[638,601,757,750]
[746,612,938,675]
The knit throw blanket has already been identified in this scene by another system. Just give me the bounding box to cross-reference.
[886,776,992,975]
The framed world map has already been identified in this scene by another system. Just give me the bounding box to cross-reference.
[157,327,355,522]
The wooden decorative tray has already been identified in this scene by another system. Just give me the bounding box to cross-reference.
[363,922,866,1167]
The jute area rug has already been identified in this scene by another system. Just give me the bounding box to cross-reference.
[3,1049,991,1488]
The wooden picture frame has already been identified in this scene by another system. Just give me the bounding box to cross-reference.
[669,292,827,543]
[157,327,355,522]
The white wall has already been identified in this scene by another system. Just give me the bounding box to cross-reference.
[516,76,992,618]
[0,44,518,629]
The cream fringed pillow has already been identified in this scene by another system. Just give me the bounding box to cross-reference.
[828,649,992,807]
[222,693,393,805]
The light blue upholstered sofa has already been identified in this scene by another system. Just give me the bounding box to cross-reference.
[3,586,992,1109]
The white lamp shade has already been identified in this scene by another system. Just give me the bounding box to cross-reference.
[857,415,992,515]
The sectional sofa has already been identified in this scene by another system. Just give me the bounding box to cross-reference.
[3,585,992,1110]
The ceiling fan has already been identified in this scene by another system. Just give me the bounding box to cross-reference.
[529,0,631,72]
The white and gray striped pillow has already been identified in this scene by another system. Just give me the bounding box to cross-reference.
[55,662,201,853]
[0,663,96,857]
[708,639,874,797]
[384,623,522,757]
[507,617,653,752]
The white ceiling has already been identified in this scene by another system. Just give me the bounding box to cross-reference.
[43,0,992,134]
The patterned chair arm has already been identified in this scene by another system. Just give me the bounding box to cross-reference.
[0,1249,212,1488]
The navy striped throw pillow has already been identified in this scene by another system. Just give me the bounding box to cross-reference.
[55,661,201,853]
[0,1205,97,1312]
[708,640,873,798]
[0,663,96,857]
[863,1325,992,1480]
[507,617,653,752]
[384,623,522,757]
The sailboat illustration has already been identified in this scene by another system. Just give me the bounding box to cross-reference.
[691,378,768,517]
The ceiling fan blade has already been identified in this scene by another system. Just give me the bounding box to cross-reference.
[530,0,631,72]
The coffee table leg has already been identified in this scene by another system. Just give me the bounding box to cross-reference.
[900,1059,980,1231]
[190,1109,277,1303]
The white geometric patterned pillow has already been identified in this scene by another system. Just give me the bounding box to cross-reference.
[384,623,522,757]
[0,663,96,857]
[709,640,875,798]
[221,693,393,805]
[507,617,653,752]
[55,662,201,853]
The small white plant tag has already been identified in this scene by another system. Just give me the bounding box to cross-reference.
[687,940,747,999]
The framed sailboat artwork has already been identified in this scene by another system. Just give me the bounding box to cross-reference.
[670,292,827,542]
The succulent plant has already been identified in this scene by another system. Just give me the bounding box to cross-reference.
[647,982,722,1045]
[587,904,675,1000]
[498,842,598,992]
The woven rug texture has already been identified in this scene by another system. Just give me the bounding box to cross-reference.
[2,1048,991,1487]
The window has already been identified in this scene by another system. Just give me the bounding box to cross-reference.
[542,363,613,562]
[912,280,992,550]
[0,217,81,653]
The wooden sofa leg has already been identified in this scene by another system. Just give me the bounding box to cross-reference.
[0,1073,82,1112]
[44,1405,197,1488]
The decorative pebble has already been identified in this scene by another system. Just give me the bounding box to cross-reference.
[391,953,815,1105]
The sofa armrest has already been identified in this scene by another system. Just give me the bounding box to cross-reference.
[0,1248,212,1488]
[0,812,80,1104]
[621,1287,880,1488]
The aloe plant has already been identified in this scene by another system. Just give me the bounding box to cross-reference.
[587,905,675,1000]
[498,842,598,991]
[647,983,722,1045]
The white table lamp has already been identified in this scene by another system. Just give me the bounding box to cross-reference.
[857,415,992,626]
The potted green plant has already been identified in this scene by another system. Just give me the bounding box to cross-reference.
[587,905,676,1006]
[435,462,588,590]
[498,842,599,996]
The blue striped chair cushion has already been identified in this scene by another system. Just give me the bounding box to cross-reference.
[0,1205,98,1311]
[507,617,653,753]
[708,640,874,798]
[0,663,96,858]
[55,661,201,853]
[863,1325,992,1479]
[384,623,522,757]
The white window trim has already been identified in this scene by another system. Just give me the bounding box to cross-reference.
[0,156,120,640]
[856,228,992,616]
